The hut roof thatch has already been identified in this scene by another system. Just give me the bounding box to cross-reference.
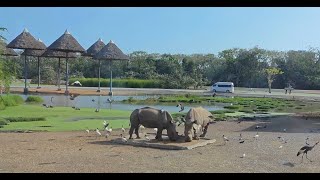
[21,38,46,57]
[41,49,78,58]
[0,41,18,56]
[6,28,46,50]
[83,38,105,57]
[94,40,129,60]
[47,30,85,53]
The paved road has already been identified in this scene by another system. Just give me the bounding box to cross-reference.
[9,85,320,101]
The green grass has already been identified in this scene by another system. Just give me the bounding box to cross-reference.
[0,105,131,132]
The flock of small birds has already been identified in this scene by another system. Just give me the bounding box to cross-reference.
[221,121,319,162]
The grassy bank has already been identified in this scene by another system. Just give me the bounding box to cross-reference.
[69,78,163,88]
[0,105,131,132]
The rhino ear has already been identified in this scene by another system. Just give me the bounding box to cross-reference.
[170,120,174,124]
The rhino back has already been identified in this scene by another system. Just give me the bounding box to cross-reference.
[186,107,213,126]
[137,107,166,128]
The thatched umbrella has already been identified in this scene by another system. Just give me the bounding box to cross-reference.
[47,30,85,95]
[41,50,77,91]
[0,41,18,56]
[21,38,46,89]
[94,40,129,97]
[6,28,46,94]
[82,38,105,92]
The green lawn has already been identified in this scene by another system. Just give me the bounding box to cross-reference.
[0,105,131,132]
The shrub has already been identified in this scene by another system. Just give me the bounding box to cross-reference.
[4,117,46,122]
[210,110,235,114]
[25,96,44,103]
[239,109,254,113]
[224,105,241,110]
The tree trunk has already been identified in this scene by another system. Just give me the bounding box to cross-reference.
[268,82,271,93]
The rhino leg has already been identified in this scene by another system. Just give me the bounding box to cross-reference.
[155,128,163,141]
[193,127,199,140]
[200,123,209,138]
[134,126,140,139]
[129,126,135,139]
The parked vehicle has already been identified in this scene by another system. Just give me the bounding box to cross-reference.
[211,82,234,93]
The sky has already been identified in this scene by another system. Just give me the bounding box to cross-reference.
[1,7,320,55]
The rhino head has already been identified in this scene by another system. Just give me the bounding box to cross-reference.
[161,110,178,141]
[182,118,197,142]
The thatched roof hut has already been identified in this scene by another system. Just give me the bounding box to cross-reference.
[47,30,85,53]
[0,41,18,56]
[41,49,78,58]
[6,29,46,50]
[83,38,105,57]
[94,40,129,60]
[21,39,46,57]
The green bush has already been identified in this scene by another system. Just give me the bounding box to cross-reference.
[0,118,8,125]
[210,110,235,114]
[4,117,46,122]
[224,105,241,110]
[295,107,303,109]
[239,109,254,113]
[25,96,44,103]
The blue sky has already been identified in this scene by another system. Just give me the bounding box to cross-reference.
[1,7,320,54]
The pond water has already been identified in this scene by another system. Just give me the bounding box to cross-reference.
[18,94,224,113]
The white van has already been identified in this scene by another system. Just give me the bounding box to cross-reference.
[211,82,234,93]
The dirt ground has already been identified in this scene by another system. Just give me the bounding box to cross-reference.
[1,115,320,173]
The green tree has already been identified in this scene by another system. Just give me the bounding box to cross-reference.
[264,67,284,93]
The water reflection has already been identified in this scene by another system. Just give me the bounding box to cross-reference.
[19,94,223,113]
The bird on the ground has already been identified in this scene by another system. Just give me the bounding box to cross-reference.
[283,129,287,132]
[254,132,259,140]
[75,107,80,110]
[176,103,184,112]
[103,120,109,129]
[297,141,319,162]
[72,106,75,109]
[106,127,112,134]
[121,125,125,133]
[42,103,47,107]
[107,98,114,103]
[240,153,246,158]
[120,134,127,142]
[239,140,245,143]
[85,129,90,134]
[96,128,102,136]
[239,133,243,140]
[92,99,95,102]
[222,135,229,144]
[279,145,283,149]
[255,125,262,129]
[95,108,99,112]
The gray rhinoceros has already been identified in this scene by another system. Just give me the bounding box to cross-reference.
[182,107,214,142]
[129,107,178,141]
